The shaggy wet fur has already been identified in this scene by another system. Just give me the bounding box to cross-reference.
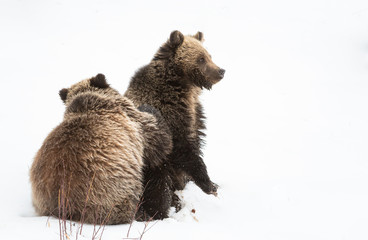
[30,74,172,224]
[125,31,225,213]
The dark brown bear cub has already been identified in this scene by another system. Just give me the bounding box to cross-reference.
[125,30,225,201]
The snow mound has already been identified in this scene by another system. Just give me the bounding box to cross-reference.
[169,181,222,222]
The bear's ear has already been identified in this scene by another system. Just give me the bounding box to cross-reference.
[169,30,184,48]
[193,31,204,42]
[153,30,184,60]
[59,88,68,102]
[90,73,109,89]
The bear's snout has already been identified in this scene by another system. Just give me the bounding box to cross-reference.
[218,68,225,79]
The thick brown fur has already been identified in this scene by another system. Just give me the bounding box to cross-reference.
[125,31,225,199]
[30,74,172,224]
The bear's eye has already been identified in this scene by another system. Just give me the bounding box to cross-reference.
[198,57,205,63]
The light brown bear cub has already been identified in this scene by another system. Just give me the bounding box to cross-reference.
[30,74,172,224]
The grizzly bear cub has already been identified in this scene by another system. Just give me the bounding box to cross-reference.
[30,74,172,224]
[125,31,225,201]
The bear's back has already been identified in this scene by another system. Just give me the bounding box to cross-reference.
[30,97,145,223]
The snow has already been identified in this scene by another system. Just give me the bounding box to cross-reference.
[1,0,368,239]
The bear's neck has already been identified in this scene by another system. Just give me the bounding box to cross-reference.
[151,60,200,93]
[148,60,202,124]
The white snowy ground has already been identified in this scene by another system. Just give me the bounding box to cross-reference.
[1,0,368,239]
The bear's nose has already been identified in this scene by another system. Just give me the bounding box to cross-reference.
[218,68,226,78]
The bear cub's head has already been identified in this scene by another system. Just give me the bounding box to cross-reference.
[58,73,123,114]
[154,30,225,90]
[59,73,118,104]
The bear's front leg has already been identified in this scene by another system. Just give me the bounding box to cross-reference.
[187,154,218,195]
[171,146,218,195]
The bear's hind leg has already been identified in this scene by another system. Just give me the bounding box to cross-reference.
[139,167,172,220]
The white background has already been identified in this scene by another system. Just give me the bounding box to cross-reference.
[1,0,368,239]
